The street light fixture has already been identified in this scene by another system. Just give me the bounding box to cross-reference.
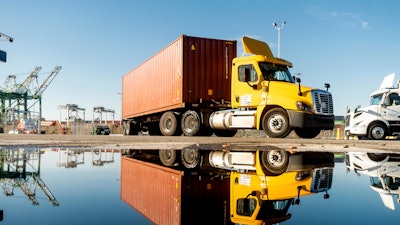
[272,21,286,58]
[0,32,13,42]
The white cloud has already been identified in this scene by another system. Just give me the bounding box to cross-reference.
[307,6,371,29]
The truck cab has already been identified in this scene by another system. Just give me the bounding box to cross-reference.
[345,151,400,210]
[209,36,334,138]
[345,73,400,140]
[230,151,334,224]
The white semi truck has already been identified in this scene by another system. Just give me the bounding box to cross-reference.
[345,151,400,210]
[344,73,400,140]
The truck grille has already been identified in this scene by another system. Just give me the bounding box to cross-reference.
[311,168,333,192]
[313,91,334,115]
[344,114,350,126]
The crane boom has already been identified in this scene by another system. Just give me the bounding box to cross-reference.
[18,66,41,93]
[34,65,62,96]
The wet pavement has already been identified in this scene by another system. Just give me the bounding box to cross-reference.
[0,144,399,225]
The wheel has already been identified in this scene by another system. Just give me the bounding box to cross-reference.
[262,108,291,138]
[260,150,289,176]
[214,129,238,137]
[368,123,387,140]
[123,121,139,135]
[160,112,179,136]
[180,149,201,169]
[367,153,388,162]
[294,128,321,139]
[159,149,177,166]
[181,110,201,136]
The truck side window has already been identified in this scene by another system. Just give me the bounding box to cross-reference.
[238,65,258,82]
[388,93,400,105]
[236,198,257,217]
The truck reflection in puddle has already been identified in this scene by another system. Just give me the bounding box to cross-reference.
[346,151,400,210]
[0,148,59,206]
[121,149,335,225]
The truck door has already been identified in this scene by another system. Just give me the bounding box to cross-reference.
[232,64,261,108]
[381,93,400,131]
[230,172,261,224]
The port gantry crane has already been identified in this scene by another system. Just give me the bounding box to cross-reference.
[0,66,62,133]
[0,148,59,206]
[93,106,115,124]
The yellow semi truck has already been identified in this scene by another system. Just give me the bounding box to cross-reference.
[227,151,333,224]
[122,149,334,224]
[122,35,334,138]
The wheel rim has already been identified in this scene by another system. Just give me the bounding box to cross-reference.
[371,126,385,139]
[182,111,200,136]
[124,122,130,135]
[267,151,286,168]
[165,118,173,132]
[184,116,196,132]
[181,149,200,168]
[268,114,286,134]
[160,112,177,136]
[159,149,177,166]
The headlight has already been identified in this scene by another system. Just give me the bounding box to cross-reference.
[296,101,312,112]
[296,170,312,181]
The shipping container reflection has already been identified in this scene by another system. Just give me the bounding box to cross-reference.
[345,152,400,210]
[121,150,335,225]
[0,148,59,206]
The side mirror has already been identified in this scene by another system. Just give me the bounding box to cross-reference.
[325,83,330,91]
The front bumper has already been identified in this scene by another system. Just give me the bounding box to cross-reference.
[287,110,334,130]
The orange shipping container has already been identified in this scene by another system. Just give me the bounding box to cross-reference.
[120,157,232,225]
[122,35,237,119]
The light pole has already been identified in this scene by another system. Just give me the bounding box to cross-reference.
[272,21,286,58]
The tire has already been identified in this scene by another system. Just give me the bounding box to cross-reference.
[159,149,177,166]
[262,108,291,138]
[123,121,139,135]
[181,110,201,136]
[180,149,201,169]
[260,150,289,176]
[367,153,388,162]
[159,112,178,136]
[368,122,387,140]
[294,128,321,139]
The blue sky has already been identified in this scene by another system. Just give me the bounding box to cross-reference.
[1,0,399,121]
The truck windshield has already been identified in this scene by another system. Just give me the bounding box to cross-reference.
[370,176,400,190]
[370,94,383,105]
[259,62,294,83]
[256,199,293,221]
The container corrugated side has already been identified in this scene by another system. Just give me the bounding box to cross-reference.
[121,156,233,225]
[122,35,237,119]
[121,157,183,225]
[122,36,184,119]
